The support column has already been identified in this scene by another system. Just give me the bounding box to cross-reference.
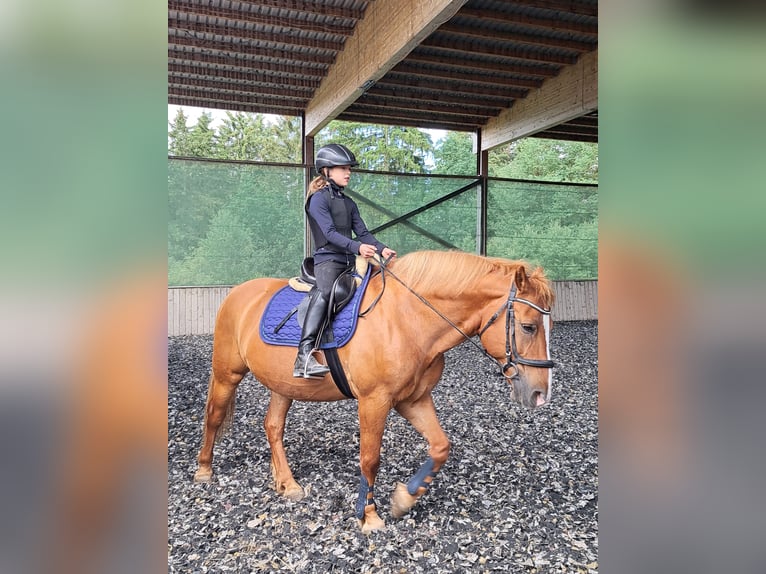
[476,130,489,256]
[303,126,315,258]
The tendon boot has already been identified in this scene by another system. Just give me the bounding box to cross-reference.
[293,290,331,378]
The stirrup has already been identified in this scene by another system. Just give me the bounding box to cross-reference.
[302,359,330,379]
[294,352,329,379]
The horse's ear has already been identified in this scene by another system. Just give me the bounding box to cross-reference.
[515,266,528,292]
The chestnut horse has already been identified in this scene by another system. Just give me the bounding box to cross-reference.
[194,250,555,532]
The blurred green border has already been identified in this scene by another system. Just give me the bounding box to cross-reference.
[0,1,168,283]
[601,19,766,273]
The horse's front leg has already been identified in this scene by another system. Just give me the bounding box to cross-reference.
[391,393,451,518]
[356,398,389,533]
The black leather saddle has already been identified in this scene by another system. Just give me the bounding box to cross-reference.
[299,257,357,314]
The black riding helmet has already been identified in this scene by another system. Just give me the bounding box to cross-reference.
[315,143,358,170]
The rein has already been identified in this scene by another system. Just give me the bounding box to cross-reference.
[370,256,554,380]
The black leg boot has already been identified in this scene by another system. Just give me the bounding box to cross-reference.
[293,290,331,378]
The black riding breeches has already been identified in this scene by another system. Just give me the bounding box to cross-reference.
[314,260,353,300]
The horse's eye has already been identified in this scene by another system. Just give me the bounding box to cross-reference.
[521,323,536,334]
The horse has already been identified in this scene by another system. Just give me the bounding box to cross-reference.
[193,250,555,532]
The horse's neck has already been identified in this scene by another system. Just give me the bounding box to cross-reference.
[392,281,498,352]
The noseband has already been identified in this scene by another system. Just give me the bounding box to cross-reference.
[478,283,555,377]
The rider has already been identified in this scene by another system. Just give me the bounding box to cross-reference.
[294,143,396,378]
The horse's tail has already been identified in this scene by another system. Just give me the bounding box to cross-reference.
[203,372,237,444]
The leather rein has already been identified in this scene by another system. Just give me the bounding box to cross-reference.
[367,257,555,380]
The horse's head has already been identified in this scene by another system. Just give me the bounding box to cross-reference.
[479,264,555,411]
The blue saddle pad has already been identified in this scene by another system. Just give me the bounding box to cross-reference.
[259,267,372,349]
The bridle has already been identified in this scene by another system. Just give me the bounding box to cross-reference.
[371,257,555,380]
[477,282,555,378]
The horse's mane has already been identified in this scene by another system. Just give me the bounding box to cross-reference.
[390,250,554,307]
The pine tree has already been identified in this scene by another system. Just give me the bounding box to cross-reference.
[317,121,434,173]
[186,111,216,158]
[168,108,191,156]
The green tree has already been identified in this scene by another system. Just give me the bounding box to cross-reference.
[216,112,271,160]
[487,219,598,280]
[433,131,475,175]
[168,108,191,156]
[487,142,514,177]
[185,111,216,158]
[496,138,598,183]
[168,160,235,273]
[487,178,598,279]
[317,121,434,173]
[170,166,303,285]
[268,116,302,162]
[170,207,259,285]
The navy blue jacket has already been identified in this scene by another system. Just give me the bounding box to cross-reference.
[306,181,386,265]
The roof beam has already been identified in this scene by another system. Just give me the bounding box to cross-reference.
[167,49,327,77]
[168,64,320,89]
[438,23,596,53]
[481,49,597,150]
[168,2,357,36]
[456,8,597,35]
[358,94,502,116]
[380,73,528,99]
[421,35,577,65]
[168,19,346,52]
[407,51,558,79]
[304,0,470,135]
[347,103,487,124]
[337,112,478,132]
[169,35,337,64]
[168,95,303,117]
[217,0,367,21]
[169,78,311,102]
[516,0,598,18]
[392,61,543,89]
[366,84,513,107]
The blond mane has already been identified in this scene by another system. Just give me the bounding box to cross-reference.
[390,250,554,307]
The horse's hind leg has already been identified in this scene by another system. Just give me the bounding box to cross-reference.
[390,393,451,518]
[194,367,246,483]
[264,392,305,501]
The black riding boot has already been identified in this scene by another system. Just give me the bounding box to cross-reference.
[293,290,331,378]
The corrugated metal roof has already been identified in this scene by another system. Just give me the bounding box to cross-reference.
[168,0,598,142]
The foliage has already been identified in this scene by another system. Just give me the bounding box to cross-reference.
[493,138,598,183]
[168,161,306,286]
[168,108,598,283]
[168,108,191,156]
[317,121,433,173]
[432,132,475,175]
[168,111,302,162]
[487,180,597,278]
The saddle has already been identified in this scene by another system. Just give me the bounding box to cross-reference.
[259,257,376,400]
[288,256,370,311]
[259,257,373,349]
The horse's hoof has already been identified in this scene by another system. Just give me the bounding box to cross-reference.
[284,485,306,501]
[358,506,386,533]
[193,468,213,483]
[390,481,417,518]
